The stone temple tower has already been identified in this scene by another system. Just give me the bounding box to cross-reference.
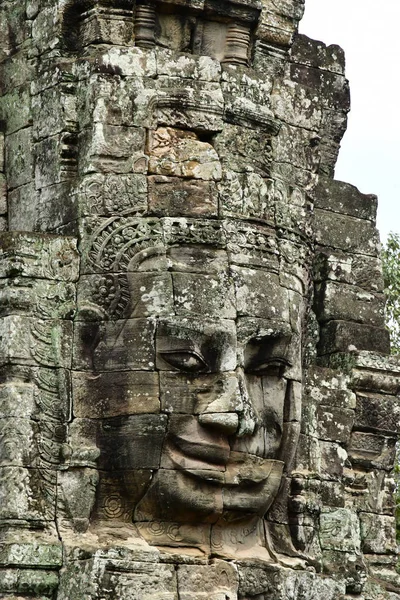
[0,1,399,598]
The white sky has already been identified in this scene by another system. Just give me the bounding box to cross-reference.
[299,0,400,242]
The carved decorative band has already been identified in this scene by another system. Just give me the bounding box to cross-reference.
[135,3,156,48]
[223,23,251,65]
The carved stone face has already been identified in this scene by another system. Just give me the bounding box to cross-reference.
[83,241,303,528]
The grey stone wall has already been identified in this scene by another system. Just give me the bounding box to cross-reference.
[0,1,398,598]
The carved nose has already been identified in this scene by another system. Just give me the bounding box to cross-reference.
[197,370,248,435]
[198,412,239,435]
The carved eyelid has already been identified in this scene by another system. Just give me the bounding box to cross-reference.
[244,335,292,374]
[248,357,291,374]
[159,348,209,372]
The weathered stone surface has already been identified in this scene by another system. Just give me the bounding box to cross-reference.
[359,513,398,554]
[318,320,390,355]
[314,251,384,292]
[148,176,218,217]
[0,0,398,598]
[315,208,380,256]
[314,281,385,327]
[313,176,378,221]
[72,371,160,418]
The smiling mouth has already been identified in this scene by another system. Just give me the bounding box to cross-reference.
[165,435,282,487]
[168,432,230,467]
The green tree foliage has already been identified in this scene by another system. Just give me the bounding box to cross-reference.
[382,232,400,354]
[381,232,400,547]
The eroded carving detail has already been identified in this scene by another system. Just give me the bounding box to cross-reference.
[0,0,399,599]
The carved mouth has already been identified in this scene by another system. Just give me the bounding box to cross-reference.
[168,433,230,467]
[165,436,283,488]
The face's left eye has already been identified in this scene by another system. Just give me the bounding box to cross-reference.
[159,351,208,373]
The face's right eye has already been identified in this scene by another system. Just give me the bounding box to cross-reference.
[247,358,290,378]
[159,351,208,373]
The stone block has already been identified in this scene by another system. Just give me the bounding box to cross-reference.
[160,371,243,415]
[127,271,174,317]
[57,467,99,531]
[354,393,400,435]
[353,367,400,396]
[0,529,62,568]
[319,509,360,553]
[35,133,78,188]
[35,182,78,232]
[348,431,397,471]
[95,47,157,79]
[0,315,72,369]
[79,124,147,174]
[0,232,79,282]
[177,560,238,600]
[213,124,273,176]
[291,34,346,75]
[359,513,397,554]
[167,245,229,274]
[289,62,350,111]
[32,86,77,141]
[0,466,55,521]
[72,370,160,418]
[0,278,76,320]
[77,271,174,318]
[79,216,164,275]
[76,173,148,217]
[321,550,367,594]
[273,123,320,173]
[79,7,133,47]
[218,171,274,222]
[67,418,100,468]
[313,177,377,221]
[315,208,380,256]
[314,251,384,293]
[7,183,39,231]
[81,75,136,129]
[305,366,356,409]
[156,78,224,133]
[314,281,385,327]
[0,86,32,135]
[97,414,168,470]
[344,469,395,515]
[93,469,153,523]
[101,561,178,599]
[135,467,223,523]
[156,50,221,81]
[147,127,221,180]
[295,435,347,480]
[156,316,237,373]
[73,318,156,372]
[315,406,354,443]
[172,272,236,319]
[148,176,218,217]
[271,76,323,130]
[318,321,390,355]
[232,266,290,321]
[0,567,59,596]
[0,382,36,419]
[5,128,34,189]
[0,418,38,467]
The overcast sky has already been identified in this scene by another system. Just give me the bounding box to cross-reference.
[299,0,400,242]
